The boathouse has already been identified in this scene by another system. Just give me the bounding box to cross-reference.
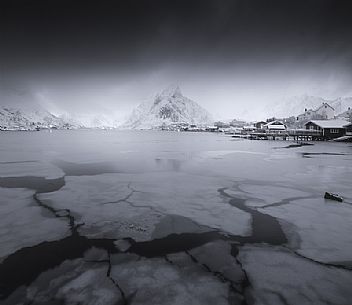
[344,122,352,136]
[305,119,349,140]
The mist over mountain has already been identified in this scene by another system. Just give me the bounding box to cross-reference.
[2,84,352,130]
[0,105,76,130]
[267,95,352,119]
[59,113,120,129]
[123,86,213,129]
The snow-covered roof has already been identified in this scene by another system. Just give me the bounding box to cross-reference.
[267,125,286,130]
[264,120,285,126]
[263,121,286,130]
[306,119,349,128]
[315,102,334,111]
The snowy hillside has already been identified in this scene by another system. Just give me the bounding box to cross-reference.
[330,97,352,115]
[0,105,78,130]
[123,86,213,129]
[268,95,352,118]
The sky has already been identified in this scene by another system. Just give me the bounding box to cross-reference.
[1,0,352,121]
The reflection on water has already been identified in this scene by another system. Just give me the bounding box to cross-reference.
[52,159,121,176]
[154,158,183,171]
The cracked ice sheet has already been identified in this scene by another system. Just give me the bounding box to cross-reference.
[0,161,64,179]
[110,254,230,305]
[258,197,352,263]
[238,245,352,305]
[39,172,251,241]
[188,240,245,287]
[0,187,69,261]
[39,175,163,241]
[227,183,311,208]
[3,249,121,305]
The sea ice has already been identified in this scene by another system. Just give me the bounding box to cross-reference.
[259,197,352,263]
[188,240,245,286]
[39,172,251,240]
[110,255,230,305]
[0,161,64,179]
[2,251,121,305]
[0,187,69,261]
[239,245,352,305]
[38,174,163,241]
[237,183,311,207]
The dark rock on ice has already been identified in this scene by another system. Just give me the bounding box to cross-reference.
[324,192,343,202]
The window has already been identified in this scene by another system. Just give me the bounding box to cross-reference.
[330,129,339,133]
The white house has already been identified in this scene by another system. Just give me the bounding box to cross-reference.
[297,102,335,122]
[263,120,286,131]
[315,103,334,119]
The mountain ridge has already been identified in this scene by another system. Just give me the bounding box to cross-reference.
[122,85,214,129]
[0,105,76,130]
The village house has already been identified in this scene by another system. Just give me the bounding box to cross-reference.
[305,119,349,140]
[314,103,335,119]
[254,121,267,129]
[263,120,286,132]
[297,102,335,122]
[344,122,352,136]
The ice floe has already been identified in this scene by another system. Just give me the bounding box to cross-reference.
[0,161,64,179]
[239,245,352,305]
[2,249,121,305]
[0,187,69,261]
[259,197,352,263]
[38,172,252,240]
[110,255,230,305]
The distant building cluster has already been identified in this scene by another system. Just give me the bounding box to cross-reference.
[246,102,352,141]
[194,102,352,142]
[163,101,352,142]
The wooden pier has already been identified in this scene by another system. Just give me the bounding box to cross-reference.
[233,129,324,141]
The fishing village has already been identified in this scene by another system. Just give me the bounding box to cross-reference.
[164,102,352,142]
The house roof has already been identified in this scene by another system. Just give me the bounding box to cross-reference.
[267,125,286,130]
[315,102,334,112]
[305,119,349,128]
[264,120,285,126]
[264,121,286,130]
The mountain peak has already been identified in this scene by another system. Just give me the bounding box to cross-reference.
[159,85,182,98]
[124,87,213,129]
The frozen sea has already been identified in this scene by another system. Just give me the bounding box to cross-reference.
[1,130,352,305]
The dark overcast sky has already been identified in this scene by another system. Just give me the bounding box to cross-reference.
[2,0,352,71]
[1,0,352,119]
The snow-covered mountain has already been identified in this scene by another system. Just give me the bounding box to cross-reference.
[123,85,213,129]
[330,97,352,115]
[0,105,78,130]
[268,95,352,118]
